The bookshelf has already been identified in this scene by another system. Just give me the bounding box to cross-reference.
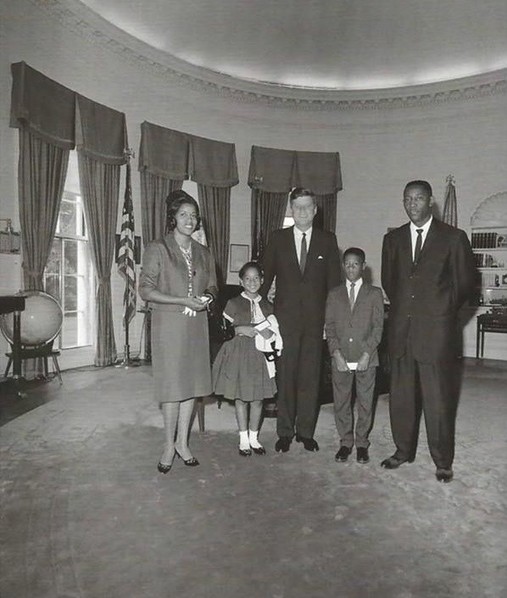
[471,227,507,307]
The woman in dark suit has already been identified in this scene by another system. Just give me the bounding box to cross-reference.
[139,190,217,473]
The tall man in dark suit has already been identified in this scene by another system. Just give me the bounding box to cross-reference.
[261,188,341,453]
[381,180,476,482]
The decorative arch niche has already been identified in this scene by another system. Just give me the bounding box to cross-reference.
[471,192,507,228]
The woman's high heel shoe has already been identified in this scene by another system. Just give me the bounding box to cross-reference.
[157,462,172,474]
[176,451,199,466]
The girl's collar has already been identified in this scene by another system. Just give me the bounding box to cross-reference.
[241,291,261,303]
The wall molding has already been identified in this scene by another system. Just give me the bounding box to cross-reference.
[32,0,507,112]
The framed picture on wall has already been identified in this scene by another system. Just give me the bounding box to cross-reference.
[229,244,249,272]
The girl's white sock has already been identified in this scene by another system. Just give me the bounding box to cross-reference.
[239,430,250,450]
[249,430,262,449]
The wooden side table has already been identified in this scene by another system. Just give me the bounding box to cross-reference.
[476,311,507,358]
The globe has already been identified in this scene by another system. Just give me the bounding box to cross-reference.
[0,290,63,347]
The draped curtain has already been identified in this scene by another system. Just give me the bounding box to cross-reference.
[10,62,75,290]
[251,190,288,260]
[140,174,183,243]
[77,156,121,365]
[314,193,338,233]
[139,122,239,282]
[18,129,70,289]
[197,185,231,286]
[75,94,128,366]
[248,146,342,259]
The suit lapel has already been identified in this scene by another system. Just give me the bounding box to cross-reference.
[411,218,441,271]
[285,227,301,276]
[302,228,322,278]
[417,219,438,265]
[398,224,414,273]
[352,282,368,313]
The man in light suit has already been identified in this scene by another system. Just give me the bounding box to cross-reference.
[381,180,476,482]
[325,248,384,464]
[261,188,341,452]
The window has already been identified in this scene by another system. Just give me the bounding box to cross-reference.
[284,199,294,228]
[44,191,94,349]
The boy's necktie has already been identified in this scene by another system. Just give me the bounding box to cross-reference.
[414,229,423,264]
[300,233,307,273]
[349,281,355,308]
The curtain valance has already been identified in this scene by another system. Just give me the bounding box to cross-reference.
[10,62,75,149]
[75,95,127,165]
[139,121,239,187]
[248,145,342,195]
[10,62,128,161]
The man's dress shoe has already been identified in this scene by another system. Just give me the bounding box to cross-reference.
[435,468,453,483]
[335,446,352,462]
[380,454,415,469]
[275,437,292,453]
[356,447,370,464]
[296,435,319,452]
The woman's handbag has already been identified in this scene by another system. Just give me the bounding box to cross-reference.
[208,303,235,343]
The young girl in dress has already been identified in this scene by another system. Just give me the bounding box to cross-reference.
[213,262,282,456]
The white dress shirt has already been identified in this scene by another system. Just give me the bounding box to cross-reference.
[293,226,313,263]
[346,277,363,304]
[410,216,433,261]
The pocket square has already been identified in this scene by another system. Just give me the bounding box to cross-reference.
[318,255,324,260]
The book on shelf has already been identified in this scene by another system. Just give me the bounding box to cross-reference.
[471,232,498,249]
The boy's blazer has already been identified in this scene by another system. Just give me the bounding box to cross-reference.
[261,226,341,334]
[325,283,384,366]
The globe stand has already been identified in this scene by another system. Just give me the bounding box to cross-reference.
[5,341,62,384]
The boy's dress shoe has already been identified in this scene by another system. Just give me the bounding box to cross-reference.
[275,437,292,453]
[335,446,352,462]
[295,435,319,451]
[356,447,370,464]
[435,468,453,483]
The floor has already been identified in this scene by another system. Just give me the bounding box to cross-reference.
[0,359,506,598]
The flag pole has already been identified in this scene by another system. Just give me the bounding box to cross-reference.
[116,148,139,369]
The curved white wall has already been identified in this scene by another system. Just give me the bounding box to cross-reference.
[1,0,507,366]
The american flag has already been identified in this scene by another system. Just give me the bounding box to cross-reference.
[118,160,137,326]
[442,175,458,228]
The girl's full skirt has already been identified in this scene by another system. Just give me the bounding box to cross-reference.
[213,335,276,402]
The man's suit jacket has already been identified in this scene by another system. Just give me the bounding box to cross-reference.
[325,283,384,366]
[381,218,476,362]
[261,226,341,335]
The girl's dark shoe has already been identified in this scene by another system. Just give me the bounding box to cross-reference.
[252,446,266,455]
[238,447,252,456]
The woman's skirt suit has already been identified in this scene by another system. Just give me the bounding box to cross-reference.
[139,232,217,403]
[212,294,277,402]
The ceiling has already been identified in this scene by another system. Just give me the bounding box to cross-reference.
[80,0,507,90]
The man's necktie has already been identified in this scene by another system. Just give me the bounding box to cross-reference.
[349,281,355,308]
[300,232,307,273]
[413,229,423,264]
